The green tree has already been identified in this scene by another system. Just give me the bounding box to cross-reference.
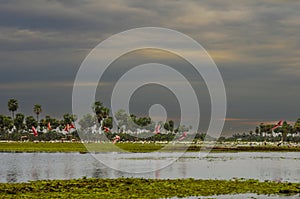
[14,113,25,130]
[126,114,139,131]
[130,114,137,121]
[39,115,60,130]
[63,113,76,125]
[103,117,113,129]
[4,116,14,130]
[33,104,42,122]
[78,114,95,130]
[92,101,109,124]
[0,115,13,130]
[115,110,151,131]
[8,99,18,120]
[46,116,60,129]
[0,115,4,130]
[279,121,292,142]
[294,118,300,132]
[135,116,151,127]
[255,126,259,135]
[175,125,189,133]
[92,101,103,114]
[249,130,253,142]
[259,123,264,134]
[115,109,128,129]
[25,116,37,129]
[168,120,174,132]
[164,122,170,131]
[164,120,174,132]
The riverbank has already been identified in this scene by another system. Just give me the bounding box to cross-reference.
[1,142,300,153]
[1,178,300,198]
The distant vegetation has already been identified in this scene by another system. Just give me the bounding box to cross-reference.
[0,99,194,142]
[1,98,79,141]
[223,119,300,143]
[1,98,300,143]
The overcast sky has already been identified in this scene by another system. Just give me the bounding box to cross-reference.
[0,0,300,135]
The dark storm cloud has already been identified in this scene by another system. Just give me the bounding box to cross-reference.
[0,0,300,134]
[0,0,160,32]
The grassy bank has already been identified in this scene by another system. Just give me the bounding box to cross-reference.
[0,142,88,153]
[1,142,300,153]
[1,178,300,198]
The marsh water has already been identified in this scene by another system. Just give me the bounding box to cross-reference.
[1,152,300,183]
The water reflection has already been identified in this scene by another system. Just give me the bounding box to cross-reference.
[31,153,40,181]
[0,152,300,183]
[92,167,103,178]
[63,154,75,179]
[6,169,17,183]
[6,155,19,183]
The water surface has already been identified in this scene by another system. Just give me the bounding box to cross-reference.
[1,152,300,183]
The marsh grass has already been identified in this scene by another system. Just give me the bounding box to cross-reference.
[0,178,300,198]
[0,142,87,153]
[1,142,300,153]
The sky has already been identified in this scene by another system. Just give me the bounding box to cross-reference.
[0,0,300,136]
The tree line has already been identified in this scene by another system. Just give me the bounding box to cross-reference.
[223,119,300,143]
[5,98,298,143]
[1,99,78,141]
[0,99,192,142]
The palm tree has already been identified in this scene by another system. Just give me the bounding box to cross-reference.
[92,101,103,115]
[92,101,110,126]
[25,116,37,129]
[101,107,110,119]
[14,113,25,130]
[33,104,42,122]
[8,99,18,120]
